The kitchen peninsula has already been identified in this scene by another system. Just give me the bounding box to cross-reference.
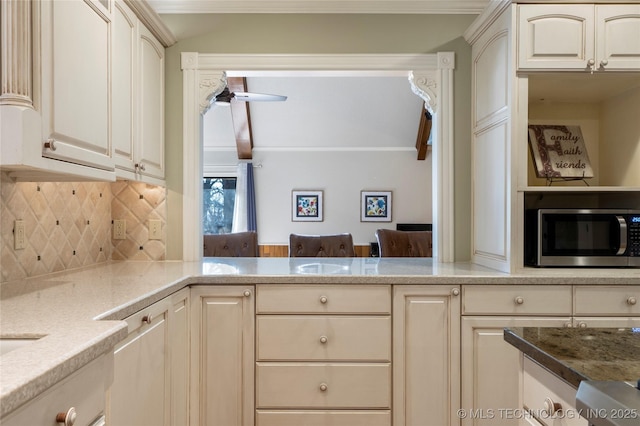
[1,258,639,425]
[504,327,640,425]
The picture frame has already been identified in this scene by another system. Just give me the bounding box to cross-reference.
[361,191,392,222]
[292,190,323,221]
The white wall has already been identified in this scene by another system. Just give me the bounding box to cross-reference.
[251,149,431,245]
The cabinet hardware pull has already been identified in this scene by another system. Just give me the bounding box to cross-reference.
[564,322,573,328]
[56,407,77,426]
[627,296,637,306]
[451,288,460,296]
[319,383,328,391]
[135,163,146,171]
[543,397,561,416]
[319,336,328,344]
[319,296,328,304]
[578,322,587,328]
[600,59,608,68]
[243,290,251,297]
[587,58,596,74]
[514,296,524,305]
[44,139,57,151]
[142,315,152,324]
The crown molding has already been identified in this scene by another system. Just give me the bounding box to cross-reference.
[124,0,176,47]
[148,0,489,14]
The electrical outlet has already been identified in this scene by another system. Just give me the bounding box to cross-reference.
[149,220,162,240]
[113,220,126,240]
[14,220,26,250]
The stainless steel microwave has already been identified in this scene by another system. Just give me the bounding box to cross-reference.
[524,209,640,267]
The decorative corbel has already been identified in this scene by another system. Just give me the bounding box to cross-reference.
[199,71,227,115]
[408,71,437,115]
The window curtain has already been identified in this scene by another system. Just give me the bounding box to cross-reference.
[231,161,257,232]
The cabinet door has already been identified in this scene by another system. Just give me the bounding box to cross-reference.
[38,0,114,171]
[393,286,460,426]
[169,288,190,426]
[461,316,570,426]
[109,298,171,426]
[112,0,137,173]
[190,286,255,426]
[137,24,165,180]
[596,5,640,70]
[517,5,595,70]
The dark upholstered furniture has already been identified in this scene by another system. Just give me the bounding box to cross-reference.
[289,233,356,257]
[203,231,258,257]
[375,229,432,257]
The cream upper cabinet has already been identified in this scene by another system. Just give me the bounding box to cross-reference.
[518,4,640,71]
[190,285,255,426]
[1,0,116,181]
[393,285,460,426]
[112,0,165,184]
[38,0,113,170]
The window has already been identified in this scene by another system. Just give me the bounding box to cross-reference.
[203,177,236,234]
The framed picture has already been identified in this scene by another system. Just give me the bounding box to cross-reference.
[361,191,392,222]
[292,190,323,221]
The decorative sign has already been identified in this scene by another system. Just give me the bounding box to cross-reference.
[527,125,593,179]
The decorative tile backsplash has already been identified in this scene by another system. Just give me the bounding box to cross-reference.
[0,173,166,283]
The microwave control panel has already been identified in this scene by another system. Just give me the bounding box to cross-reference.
[630,215,640,256]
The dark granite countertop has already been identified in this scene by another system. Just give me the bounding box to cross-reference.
[504,327,640,388]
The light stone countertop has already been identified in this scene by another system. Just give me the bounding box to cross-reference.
[1,258,638,417]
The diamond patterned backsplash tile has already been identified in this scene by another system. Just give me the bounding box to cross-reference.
[0,173,167,283]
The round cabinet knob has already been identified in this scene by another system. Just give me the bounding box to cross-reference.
[451,288,460,296]
[135,163,146,171]
[142,314,153,324]
[243,290,251,297]
[627,296,637,306]
[319,383,328,392]
[44,139,57,151]
[578,322,588,328]
[587,58,596,67]
[319,336,328,344]
[514,296,524,305]
[56,407,77,426]
[543,397,562,416]
[600,59,609,68]
[319,296,328,304]
[564,322,573,328]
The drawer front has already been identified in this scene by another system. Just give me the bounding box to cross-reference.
[2,356,108,426]
[523,357,587,426]
[463,285,572,315]
[257,285,391,314]
[256,410,391,426]
[256,363,391,409]
[257,316,391,361]
[574,286,640,316]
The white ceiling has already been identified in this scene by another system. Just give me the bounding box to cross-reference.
[203,75,426,154]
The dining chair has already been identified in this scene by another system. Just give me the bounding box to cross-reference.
[375,229,432,257]
[203,231,259,257]
[289,233,356,257]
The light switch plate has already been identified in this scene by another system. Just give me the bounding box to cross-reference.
[14,220,25,250]
[149,220,162,240]
[113,220,126,240]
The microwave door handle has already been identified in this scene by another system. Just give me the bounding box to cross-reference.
[616,215,627,255]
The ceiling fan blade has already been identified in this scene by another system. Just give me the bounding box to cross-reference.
[233,92,287,102]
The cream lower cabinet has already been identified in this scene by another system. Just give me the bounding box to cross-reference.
[255,284,392,426]
[393,285,461,426]
[460,285,572,426]
[573,285,640,328]
[2,354,111,426]
[107,287,189,426]
[190,285,255,426]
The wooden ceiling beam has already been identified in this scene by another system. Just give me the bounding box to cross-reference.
[227,77,253,160]
[415,105,432,160]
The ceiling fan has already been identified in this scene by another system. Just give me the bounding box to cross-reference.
[214,86,287,105]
